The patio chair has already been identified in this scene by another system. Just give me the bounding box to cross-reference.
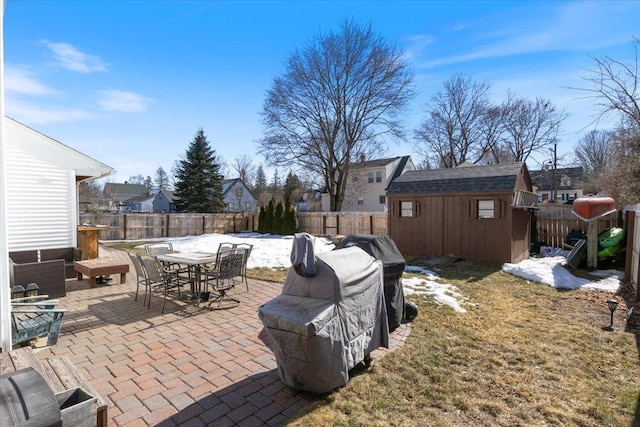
[137,254,184,313]
[11,296,68,347]
[129,252,150,305]
[145,243,191,282]
[203,250,243,308]
[233,243,253,291]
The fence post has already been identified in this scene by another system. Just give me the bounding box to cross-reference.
[336,214,340,235]
[323,215,327,235]
[202,216,206,235]
[625,210,635,284]
[165,214,169,237]
[123,214,127,240]
[370,215,374,234]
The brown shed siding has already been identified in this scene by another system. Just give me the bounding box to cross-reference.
[389,192,521,263]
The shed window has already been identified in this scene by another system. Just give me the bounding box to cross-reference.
[477,200,494,219]
[400,201,413,217]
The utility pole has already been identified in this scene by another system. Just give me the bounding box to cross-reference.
[550,143,557,203]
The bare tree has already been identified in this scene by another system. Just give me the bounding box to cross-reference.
[596,124,640,206]
[574,129,614,190]
[154,167,170,191]
[500,93,567,162]
[259,20,415,211]
[414,75,497,167]
[575,38,640,128]
[232,155,256,187]
[128,174,145,185]
[573,38,640,205]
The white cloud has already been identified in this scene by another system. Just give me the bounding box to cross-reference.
[6,98,96,125]
[97,90,152,113]
[416,1,638,70]
[41,40,108,73]
[4,66,58,96]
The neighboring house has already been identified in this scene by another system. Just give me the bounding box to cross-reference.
[387,162,538,264]
[324,155,415,212]
[530,167,584,204]
[222,178,258,213]
[103,183,149,212]
[129,194,155,213]
[153,189,177,213]
[4,116,114,251]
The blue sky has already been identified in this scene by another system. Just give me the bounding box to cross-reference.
[3,1,639,184]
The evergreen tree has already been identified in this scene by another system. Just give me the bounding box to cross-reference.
[274,201,284,235]
[258,205,266,233]
[254,164,267,194]
[283,171,302,200]
[265,198,275,233]
[270,169,282,197]
[283,193,298,235]
[144,176,154,193]
[173,128,225,213]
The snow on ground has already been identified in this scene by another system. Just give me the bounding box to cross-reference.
[403,265,470,313]
[502,247,624,292]
[116,234,623,314]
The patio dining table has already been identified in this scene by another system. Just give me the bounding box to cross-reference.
[156,252,218,306]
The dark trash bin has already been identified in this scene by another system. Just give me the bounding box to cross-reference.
[567,229,587,247]
[334,234,406,331]
[0,368,62,427]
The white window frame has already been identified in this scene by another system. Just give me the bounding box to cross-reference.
[477,200,495,219]
[375,171,382,183]
[400,201,413,217]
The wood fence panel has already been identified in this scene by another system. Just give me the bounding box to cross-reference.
[79,213,256,240]
[535,206,619,248]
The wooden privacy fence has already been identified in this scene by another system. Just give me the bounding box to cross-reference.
[82,208,623,248]
[535,206,620,248]
[79,213,256,240]
[297,212,388,236]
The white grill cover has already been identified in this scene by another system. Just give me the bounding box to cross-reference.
[259,245,389,393]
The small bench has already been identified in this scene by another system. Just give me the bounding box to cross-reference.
[74,259,129,287]
[0,347,108,427]
[11,297,68,346]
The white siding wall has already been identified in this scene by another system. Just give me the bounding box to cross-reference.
[6,144,76,250]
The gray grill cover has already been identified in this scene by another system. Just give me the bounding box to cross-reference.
[259,243,389,394]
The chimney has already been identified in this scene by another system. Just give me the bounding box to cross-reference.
[360,154,366,163]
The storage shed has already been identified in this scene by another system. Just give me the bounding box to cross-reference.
[387,162,538,264]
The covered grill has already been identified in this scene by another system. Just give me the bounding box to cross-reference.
[259,233,389,394]
[334,234,406,331]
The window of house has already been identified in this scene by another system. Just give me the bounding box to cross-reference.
[368,172,374,183]
[236,186,243,196]
[376,171,382,183]
[246,202,252,211]
[560,175,571,187]
[228,202,234,210]
[358,197,364,205]
[477,200,495,219]
[379,195,386,204]
[400,201,413,217]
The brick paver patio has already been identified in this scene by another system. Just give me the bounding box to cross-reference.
[31,246,411,426]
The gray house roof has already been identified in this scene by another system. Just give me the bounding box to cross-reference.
[529,167,583,191]
[387,163,526,195]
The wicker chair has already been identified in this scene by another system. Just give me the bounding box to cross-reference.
[9,258,66,298]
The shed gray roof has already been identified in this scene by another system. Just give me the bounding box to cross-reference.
[387,162,525,195]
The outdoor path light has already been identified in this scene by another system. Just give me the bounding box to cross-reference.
[606,299,619,329]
